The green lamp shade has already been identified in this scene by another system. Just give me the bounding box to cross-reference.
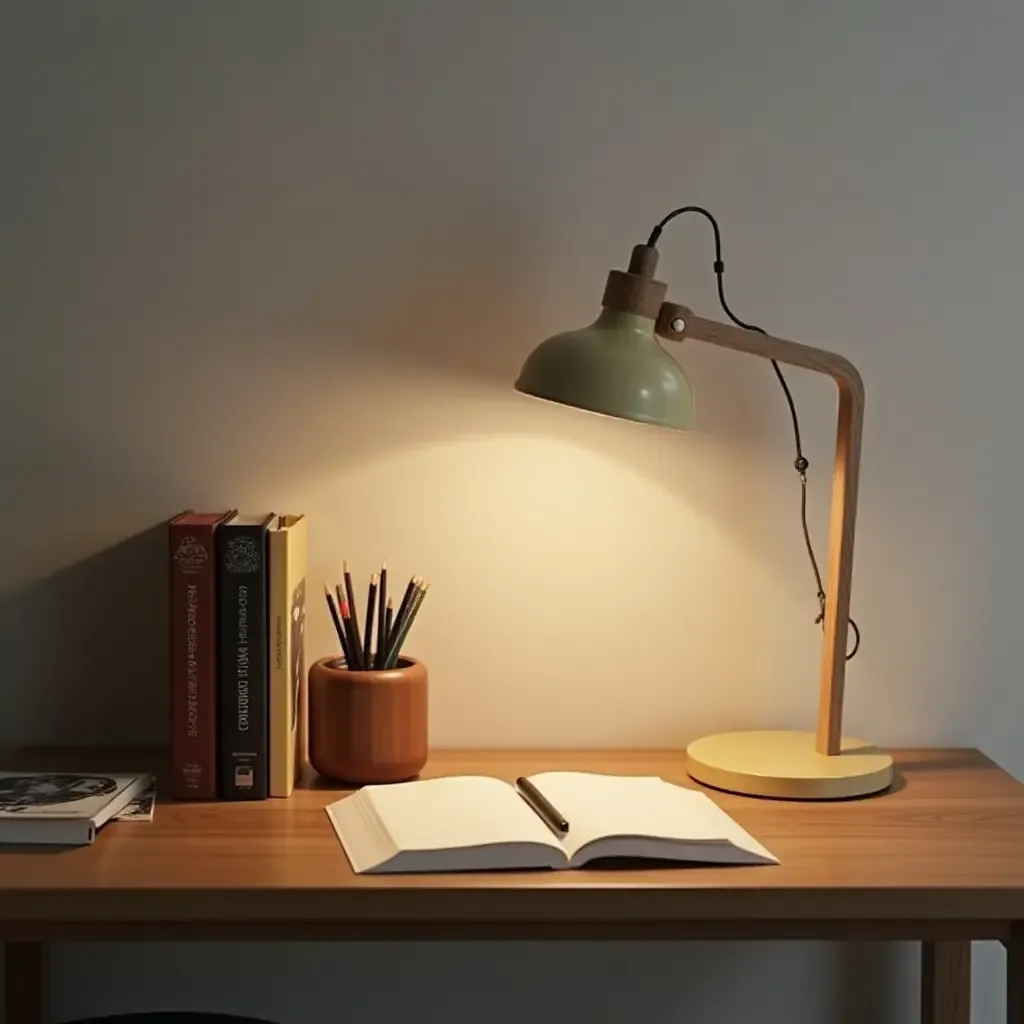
[515,309,694,430]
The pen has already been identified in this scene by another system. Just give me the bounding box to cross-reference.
[516,777,569,834]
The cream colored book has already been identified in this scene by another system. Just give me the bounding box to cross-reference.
[326,772,777,874]
[268,514,307,797]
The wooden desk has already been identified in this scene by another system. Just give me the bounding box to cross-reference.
[2,747,1022,1024]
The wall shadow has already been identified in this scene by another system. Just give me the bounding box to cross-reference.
[0,523,169,746]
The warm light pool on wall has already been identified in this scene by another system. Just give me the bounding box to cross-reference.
[516,206,893,800]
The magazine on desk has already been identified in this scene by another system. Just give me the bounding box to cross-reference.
[327,771,777,874]
[0,772,154,846]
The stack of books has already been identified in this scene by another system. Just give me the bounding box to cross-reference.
[168,511,307,801]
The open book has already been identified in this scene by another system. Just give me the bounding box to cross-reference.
[326,771,777,874]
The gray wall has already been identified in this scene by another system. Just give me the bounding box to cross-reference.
[2,1,1020,1020]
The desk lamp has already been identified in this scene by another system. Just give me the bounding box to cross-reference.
[516,206,893,800]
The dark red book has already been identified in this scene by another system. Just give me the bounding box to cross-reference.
[169,510,233,800]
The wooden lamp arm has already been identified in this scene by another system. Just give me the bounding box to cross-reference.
[656,303,864,756]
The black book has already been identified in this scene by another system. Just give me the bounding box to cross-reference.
[217,513,275,800]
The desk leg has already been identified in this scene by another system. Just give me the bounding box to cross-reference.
[1009,927,1022,1024]
[3,943,48,1024]
[922,941,970,1024]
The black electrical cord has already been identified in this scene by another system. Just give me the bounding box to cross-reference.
[648,206,861,660]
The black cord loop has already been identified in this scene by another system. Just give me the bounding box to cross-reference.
[650,206,861,661]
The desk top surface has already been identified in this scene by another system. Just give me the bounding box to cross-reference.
[2,747,1023,930]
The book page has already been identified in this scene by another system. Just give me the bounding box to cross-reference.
[111,781,156,821]
[523,772,670,856]
[365,775,565,856]
[525,772,776,864]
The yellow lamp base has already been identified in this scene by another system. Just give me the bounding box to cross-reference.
[686,730,894,800]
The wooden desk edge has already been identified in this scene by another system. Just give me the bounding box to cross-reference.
[0,884,1021,942]
[0,919,1014,943]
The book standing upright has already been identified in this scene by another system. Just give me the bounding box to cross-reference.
[217,513,274,800]
[268,514,308,797]
[168,510,233,801]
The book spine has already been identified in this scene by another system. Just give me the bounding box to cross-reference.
[169,524,219,800]
[218,524,270,799]
[268,528,290,797]
[269,520,307,797]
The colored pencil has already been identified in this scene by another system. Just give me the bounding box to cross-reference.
[324,585,351,665]
[343,560,364,668]
[363,572,378,669]
[339,596,363,670]
[333,585,362,671]
[390,575,420,648]
[385,597,394,648]
[375,562,388,668]
[384,581,429,668]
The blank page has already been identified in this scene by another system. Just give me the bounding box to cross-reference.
[525,772,775,862]
[365,775,562,854]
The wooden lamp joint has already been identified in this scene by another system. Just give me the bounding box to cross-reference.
[655,301,693,342]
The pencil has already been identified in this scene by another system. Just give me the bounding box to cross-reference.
[339,596,363,670]
[336,584,362,669]
[375,562,388,669]
[385,597,394,648]
[363,572,378,670]
[391,575,420,648]
[343,560,364,668]
[384,580,429,668]
[324,585,351,665]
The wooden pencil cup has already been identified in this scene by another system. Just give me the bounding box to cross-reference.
[308,656,428,784]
